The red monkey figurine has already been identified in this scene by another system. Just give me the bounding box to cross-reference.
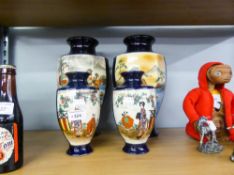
[183,62,234,142]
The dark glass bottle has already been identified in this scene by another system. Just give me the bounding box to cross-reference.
[0,65,23,173]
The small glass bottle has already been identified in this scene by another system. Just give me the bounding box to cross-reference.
[0,65,23,173]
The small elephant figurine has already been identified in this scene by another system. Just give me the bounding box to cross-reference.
[183,62,234,145]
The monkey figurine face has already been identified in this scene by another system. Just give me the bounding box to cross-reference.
[207,64,232,85]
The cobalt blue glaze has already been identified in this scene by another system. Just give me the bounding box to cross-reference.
[67,144,93,156]
[67,36,98,55]
[123,143,149,154]
[59,72,95,91]
[116,71,154,90]
[124,34,155,53]
[66,72,90,89]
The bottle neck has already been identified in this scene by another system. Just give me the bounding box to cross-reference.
[126,44,152,53]
[69,45,96,55]
[0,74,16,98]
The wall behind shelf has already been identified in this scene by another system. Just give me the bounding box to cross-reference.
[10,26,234,130]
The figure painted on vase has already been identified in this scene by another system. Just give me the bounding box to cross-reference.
[183,62,234,144]
[137,102,149,138]
[87,116,96,136]
[71,120,83,137]
[0,146,4,161]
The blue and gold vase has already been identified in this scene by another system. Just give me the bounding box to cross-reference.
[56,71,100,156]
[113,71,156,154]
[57,36,108,107]
[56,36,108,155]
[113,35,166,136]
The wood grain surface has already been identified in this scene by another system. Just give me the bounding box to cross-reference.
[0,0,234,26]
[4,128,234,175]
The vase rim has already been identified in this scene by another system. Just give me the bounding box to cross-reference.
[121,70,144,76]
[124,34,155,45]
[67,36,99,46]
[65,71,90,76]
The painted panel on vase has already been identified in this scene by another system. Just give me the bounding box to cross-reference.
[113,89,156,144]
[155,87,165,116]
[57,89,100,146]
[57,54,107,103]
[115,52,166,88]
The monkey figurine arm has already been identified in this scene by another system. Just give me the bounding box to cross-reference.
[227,94,234,141]
[183,88,201,124]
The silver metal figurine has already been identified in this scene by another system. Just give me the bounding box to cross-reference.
[197,116,223,153]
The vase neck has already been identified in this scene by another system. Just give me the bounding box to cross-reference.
[124,35,155,53]
[66,72,89,88]
[121,71,144,88]
[126,44,152,52]
[67,36,98,55]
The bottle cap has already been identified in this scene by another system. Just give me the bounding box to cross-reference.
[0,64,16,75]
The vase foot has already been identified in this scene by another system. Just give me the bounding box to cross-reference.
[67,144,93,156]
[123,143,149,154]
[150,128,159,137]
[94,131,101,137]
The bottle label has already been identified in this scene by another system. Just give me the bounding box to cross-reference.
[0,127,14,165]
[0,102,14,115]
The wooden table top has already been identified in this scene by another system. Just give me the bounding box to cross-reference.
[6,128,234,175]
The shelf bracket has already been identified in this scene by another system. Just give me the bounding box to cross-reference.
[0,27,10,65]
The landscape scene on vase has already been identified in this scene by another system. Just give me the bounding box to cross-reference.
[115,52,166,88]
[57,55,107,103]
